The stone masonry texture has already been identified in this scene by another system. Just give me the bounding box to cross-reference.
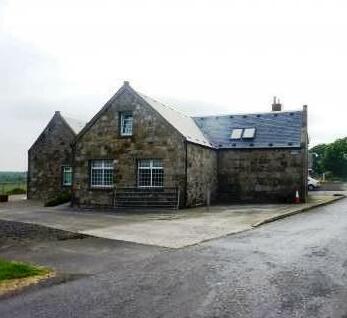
[186,143,218,206]
[218,148,307,203]
[73,88,188,208]
[27,112,75,202]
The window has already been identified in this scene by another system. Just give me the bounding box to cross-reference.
[138,159,164,188]
[120,112,133,136]
[242,128,256,139]
[230,128,256,139]
[230,128,243,139]
[62,165,72,186]
[90,160,114,188]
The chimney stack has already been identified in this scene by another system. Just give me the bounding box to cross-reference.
[272,96,282,112]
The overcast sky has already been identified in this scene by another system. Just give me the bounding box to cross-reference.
[1,0,347,171]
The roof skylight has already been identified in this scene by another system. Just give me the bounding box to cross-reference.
[242,128,256,139]
[230,128,243,139]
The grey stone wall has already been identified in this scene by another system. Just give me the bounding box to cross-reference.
[73,88,187,208]
[300,106,309,203]
[186,143,218,207]
[217,148,307,203]
[27,112,75,202]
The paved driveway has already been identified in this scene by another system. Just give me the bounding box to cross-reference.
[1,198,347,317]
[0,195,342,248]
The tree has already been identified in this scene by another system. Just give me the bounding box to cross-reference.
[323,138,347,179]
[310,143,328,175]
[310,138,347,180]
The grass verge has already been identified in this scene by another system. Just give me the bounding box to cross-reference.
[0,258,53,295]
[0,258,49,281]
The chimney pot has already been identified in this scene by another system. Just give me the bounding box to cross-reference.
[272,96,282,112]
[123,81,130,86]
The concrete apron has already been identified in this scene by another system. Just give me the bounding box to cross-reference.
[0,195,344,249]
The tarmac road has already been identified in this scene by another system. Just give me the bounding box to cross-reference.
[1,198,347,318]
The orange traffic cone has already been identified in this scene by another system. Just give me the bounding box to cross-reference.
[295,189,300,203]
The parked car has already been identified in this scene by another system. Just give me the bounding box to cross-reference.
[308,176,320,191]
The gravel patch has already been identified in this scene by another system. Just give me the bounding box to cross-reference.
[0,220,88,242]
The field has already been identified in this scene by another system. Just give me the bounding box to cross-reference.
[0,172,27,195]
[0,183,27,195]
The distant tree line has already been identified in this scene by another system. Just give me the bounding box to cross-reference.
[310,137,347,180]
[0,171,27,183]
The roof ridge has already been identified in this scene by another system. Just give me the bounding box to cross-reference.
[193,109,303,119]
[137,92,191,118]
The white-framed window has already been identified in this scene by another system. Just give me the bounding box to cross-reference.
[62,165,72,186]
[90,160,114,188]
[120,112,133,136]
[138,159,164,188]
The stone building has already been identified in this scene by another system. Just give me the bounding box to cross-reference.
[72,82,217,208]
[27,111,85,202]
[194,102,308,203]
[28,82,308,208]
[71,82,307,208]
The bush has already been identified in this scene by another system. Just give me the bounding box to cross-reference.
[44,192,71,207]
[6,188,26,195]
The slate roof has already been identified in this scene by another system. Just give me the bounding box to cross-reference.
[193,111,303,149]
[138,93,212,147]
[75,82,304,150]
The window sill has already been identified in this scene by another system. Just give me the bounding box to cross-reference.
[89,186,114,191]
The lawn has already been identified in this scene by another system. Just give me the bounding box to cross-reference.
[0,183,27,195]
[0,258,49,281]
